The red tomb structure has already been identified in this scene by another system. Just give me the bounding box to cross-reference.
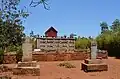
[45,26,58,37]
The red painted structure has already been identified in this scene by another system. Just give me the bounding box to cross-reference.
[45,26,58,37]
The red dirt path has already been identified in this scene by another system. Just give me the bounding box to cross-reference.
[1,57,120,79]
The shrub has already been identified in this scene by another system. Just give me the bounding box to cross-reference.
[16,46,23,63]
[6,45,18,52]
[64,63,76,68]
[58,62,76,68]
[0,48,4,64]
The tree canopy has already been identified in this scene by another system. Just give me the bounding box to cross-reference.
[30,0,50,9]
[0,0,48,52]
[96,19,120,57]
[75,37,91,50]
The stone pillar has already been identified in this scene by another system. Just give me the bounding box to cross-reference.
[13,37,40,76]
[22,37,32,62]
[91,41,98,59]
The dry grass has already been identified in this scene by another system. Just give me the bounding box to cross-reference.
[58,62,76,68]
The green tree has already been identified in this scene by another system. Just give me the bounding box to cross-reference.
[0,0,49,62]
[100,22,108,33]
[111,19,120,31]
[75,37,91,49]
[70,33,77,38]
[0,0,28,51]
[29,31,38,50]
[96,19,120,57]
[30,30,34,37]
[30,0,49,9]
[0,0,48,51]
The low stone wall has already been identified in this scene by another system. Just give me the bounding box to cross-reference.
[32,52,90,61]
[3,53,17,64]
[0,65,11,73]
[1,50,108,64]
[97,50,108,59]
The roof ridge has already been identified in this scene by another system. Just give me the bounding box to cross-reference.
[45,26,58,34]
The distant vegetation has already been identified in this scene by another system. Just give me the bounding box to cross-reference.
[75,37,92,50]
[75,19,120,57]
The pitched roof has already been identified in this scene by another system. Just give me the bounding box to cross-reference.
[45,26,58,34]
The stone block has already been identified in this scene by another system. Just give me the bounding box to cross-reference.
[81,62,108,72]
[85,59,103,64]
[18,61,37,67]
[13,61,40,76]
[13,65,40,76]
[0,65,11,72]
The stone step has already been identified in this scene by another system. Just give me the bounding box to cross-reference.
[81,62,108,72]
[18,61,37,67]
[85,59,103,64]
[13,65,40,76]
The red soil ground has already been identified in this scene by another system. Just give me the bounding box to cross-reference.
[1,57,120,79]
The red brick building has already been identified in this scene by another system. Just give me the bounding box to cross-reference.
[45,26,58,37]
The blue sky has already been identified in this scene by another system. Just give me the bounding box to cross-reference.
[20,0,120,38]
